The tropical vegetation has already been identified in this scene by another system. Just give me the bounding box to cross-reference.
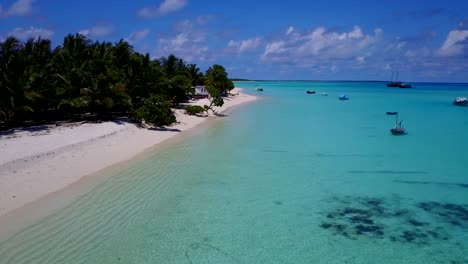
[203,64,234,114]
[0,34,234,129]
[185,105,205,116]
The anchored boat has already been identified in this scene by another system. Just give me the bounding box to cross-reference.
[390,114,406,135]
[453,97,467,106]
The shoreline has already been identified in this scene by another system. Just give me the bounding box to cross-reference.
[0,88,256,220]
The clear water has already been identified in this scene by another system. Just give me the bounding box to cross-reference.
[0,81,467,263]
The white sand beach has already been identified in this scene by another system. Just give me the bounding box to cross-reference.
[0,88,256,218]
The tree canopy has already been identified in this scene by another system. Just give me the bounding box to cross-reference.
[0,34,232,129]
[203,64,234,114]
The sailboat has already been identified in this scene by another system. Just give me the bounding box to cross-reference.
[387,71,412,88]
[387,71,402,87]
[390,114,406,135]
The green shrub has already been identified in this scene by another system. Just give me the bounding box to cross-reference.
[185,105,205,115]
[135,95,176,126]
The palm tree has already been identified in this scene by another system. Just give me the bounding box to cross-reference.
[187,63,204,86]
[51,34,93,113]
[21,38,55,116]
[0,36,37,126]
[113,40,133,72]
[157,55,193,105]
[204,64,234,93]
[0,33,234,128]
[160,54,178,78]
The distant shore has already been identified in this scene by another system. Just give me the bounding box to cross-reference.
[0,88,256,218]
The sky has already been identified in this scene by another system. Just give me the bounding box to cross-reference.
[1,0,468,82]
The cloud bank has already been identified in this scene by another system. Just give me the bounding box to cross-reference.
[125,29,151,44]
[261,25,383,66]
[5,26,54,40]
[79,24,114,37]
[138,0,187,18]
[0,0,35,18]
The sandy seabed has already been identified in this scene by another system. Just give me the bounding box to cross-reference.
[0,88,256,218]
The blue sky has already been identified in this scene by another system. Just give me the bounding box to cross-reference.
[1,0,468,82]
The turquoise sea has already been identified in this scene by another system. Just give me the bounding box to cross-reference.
[0,81,467,263]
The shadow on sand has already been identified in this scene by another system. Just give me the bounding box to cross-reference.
[149,127,182,132]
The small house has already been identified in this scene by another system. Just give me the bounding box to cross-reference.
[191,86,209,99]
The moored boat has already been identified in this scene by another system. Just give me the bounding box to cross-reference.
[390,114,406,135]
[387,81,402,87]
[387,71,411,88]
[398,82,412,88]
[254,88,264,91]
[453,97,467,106]
[391,124,405,135]
[338,95,349,100]
[386,112,398,115]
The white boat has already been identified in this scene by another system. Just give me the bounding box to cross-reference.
[453,97,467,106]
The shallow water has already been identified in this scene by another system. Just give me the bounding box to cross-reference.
[0,81,467,263]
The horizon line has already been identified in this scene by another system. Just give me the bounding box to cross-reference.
[231,79,468,84]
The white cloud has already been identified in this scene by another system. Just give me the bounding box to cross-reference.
[125,29,151,44]
[0,0,35,18]
[264,41,286,56]
[356,56,365,64]
[6,26,54,40]
[154,20,210,62]
[228,37,262,53]
[261,25,383,65]
[348,26,364,39]
[438,29,468,57]
[79,24,114,37]
[138,0,187,18]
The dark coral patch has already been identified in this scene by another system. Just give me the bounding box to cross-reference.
[400,230,427,243]
[416,202,468,227]
[354,224,384,236]
[319,196,467,246]
[349,215,374,225]
[407,218,427,227]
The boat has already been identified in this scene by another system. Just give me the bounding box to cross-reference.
[390,114,405,135]
[306,91,316,94]
[388,81,412,88]
[387,71,412,88]
[338,95,349,100]
[254,88,263,91]
[387,71,401,87]
[453,97,467,106]
[387,81,402,87]
[390,121,405,135]
[386,112,398,115]
[322,92,328,96]
[398,82,412,88]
